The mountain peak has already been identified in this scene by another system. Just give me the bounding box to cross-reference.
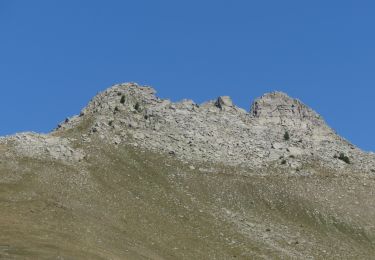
[80,82,158,116]
[49,83,375,174]
[250,91,324,127]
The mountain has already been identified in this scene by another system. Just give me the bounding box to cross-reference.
[0,83,374,259]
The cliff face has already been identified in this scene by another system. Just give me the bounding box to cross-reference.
[1,83,375,259]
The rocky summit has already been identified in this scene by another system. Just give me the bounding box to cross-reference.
[1,83,375,259]
[55,83,374,173]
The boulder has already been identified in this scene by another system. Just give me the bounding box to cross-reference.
[215,96,233,109]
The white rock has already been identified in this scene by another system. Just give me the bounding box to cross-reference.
[26,83,372,173]
[215,96,233,109]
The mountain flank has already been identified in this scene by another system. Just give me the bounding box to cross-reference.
[0,83,375,259]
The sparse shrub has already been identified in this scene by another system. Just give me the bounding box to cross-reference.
[120,95,126,104]
[284,131,290,141]
[338,153,350,164]
[281,159,287,165]
[134,102,141,112]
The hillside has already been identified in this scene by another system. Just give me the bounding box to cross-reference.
[0,83,375,259]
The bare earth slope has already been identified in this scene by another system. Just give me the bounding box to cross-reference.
[0,83,375,259]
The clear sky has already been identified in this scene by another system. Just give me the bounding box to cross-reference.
[0,1,374,151]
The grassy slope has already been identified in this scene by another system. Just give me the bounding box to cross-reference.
[0,128,375,259]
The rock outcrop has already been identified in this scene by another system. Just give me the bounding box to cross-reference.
[1,133,85,163]
[1,82,373,173]
[250,91,325,127]
[52,83,375,174]
[215,96,233,110]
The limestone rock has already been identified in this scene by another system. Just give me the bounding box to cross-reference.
[7,133,85,163]
[215,96,233,109]
[250,91,324,127]
[10,82,374,175]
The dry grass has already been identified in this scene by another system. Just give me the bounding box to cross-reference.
[0,140,374,259]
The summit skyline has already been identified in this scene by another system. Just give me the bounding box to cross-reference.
[1,1,374,151]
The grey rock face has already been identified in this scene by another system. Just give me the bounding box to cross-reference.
[2,133,85,163]
[215,96,233,109]
[53,83,375,174]
[250,92,324,127]
[4,82,374,174]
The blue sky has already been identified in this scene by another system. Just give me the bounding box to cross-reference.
[0,1,374,151]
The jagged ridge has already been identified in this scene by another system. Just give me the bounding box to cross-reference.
[51,82,375,174]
